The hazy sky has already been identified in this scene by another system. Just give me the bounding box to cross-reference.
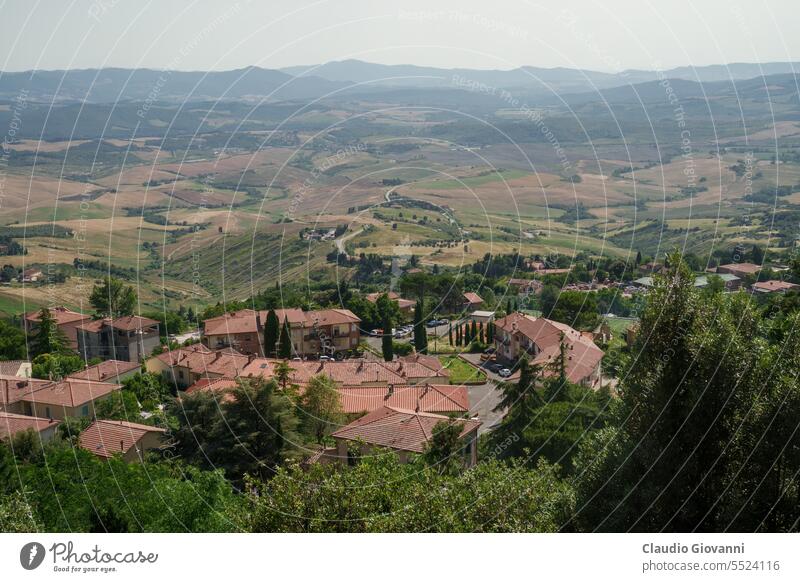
[1,0,798,72]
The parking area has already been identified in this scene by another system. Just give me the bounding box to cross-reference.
[458,352,520,382]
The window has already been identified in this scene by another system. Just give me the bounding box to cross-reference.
[45,407,51,419]
[81,405,89,417]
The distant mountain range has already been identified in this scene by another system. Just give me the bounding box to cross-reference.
[0,59,798,104]
[282,59,800,90]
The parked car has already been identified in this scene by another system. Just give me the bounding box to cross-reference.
[369,328,383,337]
[498,368,512,378]
[426,319,448,328]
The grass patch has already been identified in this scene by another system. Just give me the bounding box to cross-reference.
[439,355,487,384]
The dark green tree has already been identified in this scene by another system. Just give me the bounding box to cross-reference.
[381,314,394,362]
[423,420,465,475]
[263,309,280,357]
[488,356,543,459]
[278,317,292,359]
[299,374,343,444]
[0,319,27,360]
[29,307,70,357]
[89,276,137,318]
[31,353,84,380]
[413,299,427,354]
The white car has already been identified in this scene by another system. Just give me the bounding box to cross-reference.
[498,368,512,378]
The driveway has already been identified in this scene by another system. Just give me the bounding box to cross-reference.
[467,382,504,434]
[459,352,520,383]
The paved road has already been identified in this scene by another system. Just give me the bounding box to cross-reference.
[467,381,504,434]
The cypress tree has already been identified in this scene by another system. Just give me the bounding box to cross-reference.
[470,320,478,344]
[278,317,292,359]
[413,299,428,354]
[381,314,394,362]
[448,323,453,346]
[263,309,280,357]
[479,321,485,343]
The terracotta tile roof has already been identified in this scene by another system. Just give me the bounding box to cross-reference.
[0,376,50,406]
[21,268,42,278]
[338,384,469,414]
[76,319,106,332]
[304,308,360,326]
[463,292,483,304]
[241,358,315,384]
[67,360,139,382]
[0,360,30,377]
[109,315,159,331]
[0,412,59,440]
[203,309,260,336]
[203,308,360,339]
[365,292,415,309]
[240,358,448,386]
[156,345,249,378]
[718,262,761,275]
[752,280,799,293]
[398,353,446,373]
[20,379,121,408]
[79,419,165,459]
[332,406,481,453]
[184,376,239,399]
[259,308,307,326]
[79,316,158,333]
[494,312,603,384]
[24,306,90,325]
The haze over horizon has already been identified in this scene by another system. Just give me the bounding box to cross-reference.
[1,0,798,74]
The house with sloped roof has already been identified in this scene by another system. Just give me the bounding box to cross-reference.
[717,262,761,279]
[751,280,800,294]
[236,357,449,389]
[328,406,481,467]
[19,268,43,283]
[0,376,121,420]
[68,360,140,384]
[0,411,60,442]
[462,291,484,311]
[337,384,469,417]
[77,316,160,362]
[146,344,250,389]
[201,307,361,357]
[79,420,166,462]
[23,306,92,351]
[493,312,603,388]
